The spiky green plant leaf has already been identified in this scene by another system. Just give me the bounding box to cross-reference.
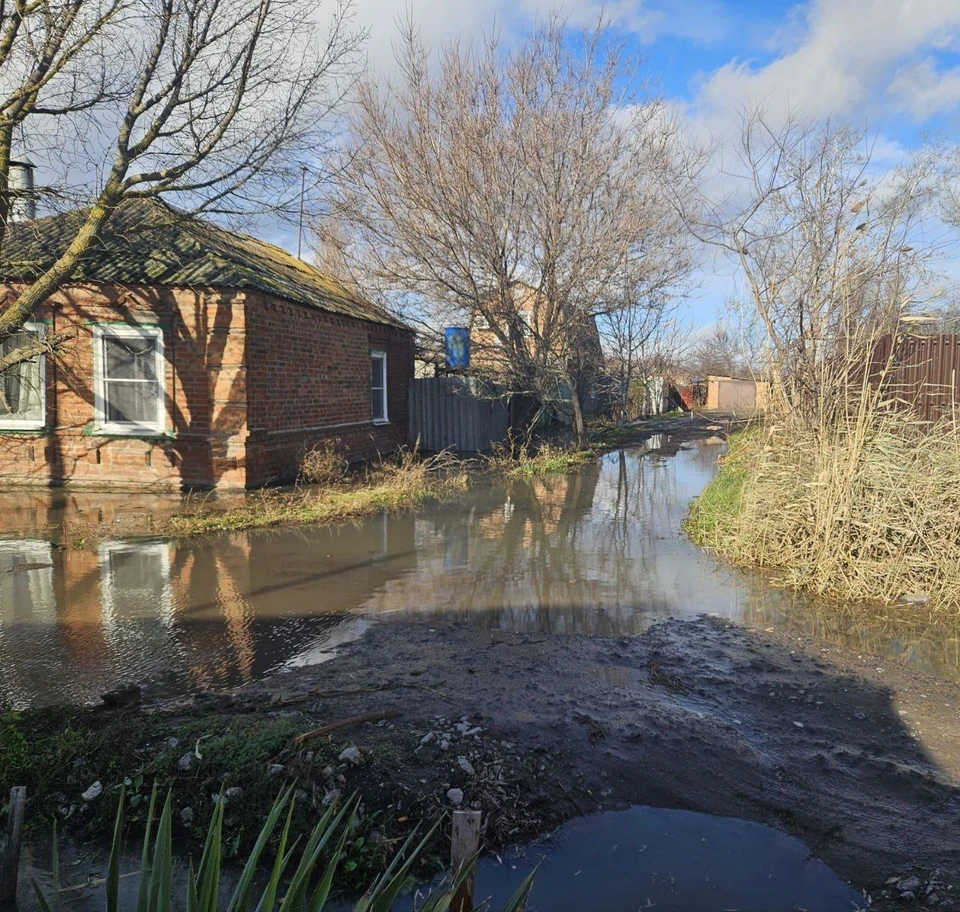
[226,785,296,912]
[106,787,125,912]
[136,785,158,912]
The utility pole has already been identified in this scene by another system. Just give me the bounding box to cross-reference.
[297,164,308,260]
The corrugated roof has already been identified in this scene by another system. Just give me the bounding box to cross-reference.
[1,198,407,329]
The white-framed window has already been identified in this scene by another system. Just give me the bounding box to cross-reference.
[93,325,166,435]
[0,321,46,429]
[371,349,388,424]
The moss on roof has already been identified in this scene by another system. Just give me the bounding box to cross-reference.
[1,198,407,329]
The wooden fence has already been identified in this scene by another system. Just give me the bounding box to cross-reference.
[409,377,511,453]
[871,333,960,422]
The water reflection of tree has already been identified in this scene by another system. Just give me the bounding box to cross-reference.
[367,449,713,636]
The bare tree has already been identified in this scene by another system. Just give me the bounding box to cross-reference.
[0,0,363,372]
[601,292,690,421]
[326,17,694,447]
[687,109,950,423]
[682,308,770,380]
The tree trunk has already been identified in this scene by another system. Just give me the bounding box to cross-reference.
[570,386,588,449]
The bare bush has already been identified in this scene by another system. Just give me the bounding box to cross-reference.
[299,440,349,487]
[688,109,951,424]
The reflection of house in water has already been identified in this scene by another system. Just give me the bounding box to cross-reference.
[0,498,419,707]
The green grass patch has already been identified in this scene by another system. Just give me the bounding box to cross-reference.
[684,428,757,546]
[486,439,591,478]
[0,705,405,886]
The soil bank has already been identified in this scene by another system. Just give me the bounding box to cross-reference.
[4,414,957,911]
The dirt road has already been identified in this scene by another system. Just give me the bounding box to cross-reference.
[224,612,959,910]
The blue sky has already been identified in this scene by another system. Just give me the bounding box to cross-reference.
[308,0,960,327]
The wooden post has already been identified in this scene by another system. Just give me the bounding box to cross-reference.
[449,809,482,912]
[0,786,26,908]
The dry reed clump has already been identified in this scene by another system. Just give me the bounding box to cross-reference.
[486,432,590,477]
[689,410,960,611]
[299,439,349,486]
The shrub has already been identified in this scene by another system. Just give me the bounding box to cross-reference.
[299,441,349,487]
[688,409,960,610]
[486,432,589,478]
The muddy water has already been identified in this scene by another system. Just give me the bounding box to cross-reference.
[1,440,958,708]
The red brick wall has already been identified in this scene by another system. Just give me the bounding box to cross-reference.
[0,282,414,489]
[0,282,248,489]
[244,293,414,485]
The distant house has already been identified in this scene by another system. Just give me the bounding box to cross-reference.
[466,284,604,413]
[0,199,414,489]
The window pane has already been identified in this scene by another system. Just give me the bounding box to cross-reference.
[0,329,43,421]
[104,336,158,381]
[371,355,385,421]
[370,355,384,390]
[105,380,159,424]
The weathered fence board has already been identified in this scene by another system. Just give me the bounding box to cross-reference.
[409,377,510,453]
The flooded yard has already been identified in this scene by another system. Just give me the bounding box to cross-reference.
[3,434,959,912]
[1,440,958,708]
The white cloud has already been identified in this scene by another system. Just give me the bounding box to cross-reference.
[318,0,960,326]
[890,58,960,119]
[343,0,728,76]
[692,0,960,128]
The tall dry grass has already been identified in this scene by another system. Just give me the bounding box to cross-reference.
[690,404,960,610]
[485,433,590,478]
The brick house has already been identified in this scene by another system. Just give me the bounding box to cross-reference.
[0,199,414,489]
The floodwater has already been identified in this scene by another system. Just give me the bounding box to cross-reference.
[1,439,958,708]
[20,806,863,912]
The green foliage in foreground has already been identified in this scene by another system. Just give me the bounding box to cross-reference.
[33,785,535,912]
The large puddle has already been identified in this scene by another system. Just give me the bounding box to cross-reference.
[409,806,864,912]
[1,441,958,708]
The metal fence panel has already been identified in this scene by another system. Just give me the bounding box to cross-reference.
[409,377,510,453]
[871,334,960,422]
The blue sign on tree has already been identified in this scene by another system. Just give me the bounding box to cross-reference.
[444,327,470,369]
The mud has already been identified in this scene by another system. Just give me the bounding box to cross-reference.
[198,609,958,910]
[5,415,959,910]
